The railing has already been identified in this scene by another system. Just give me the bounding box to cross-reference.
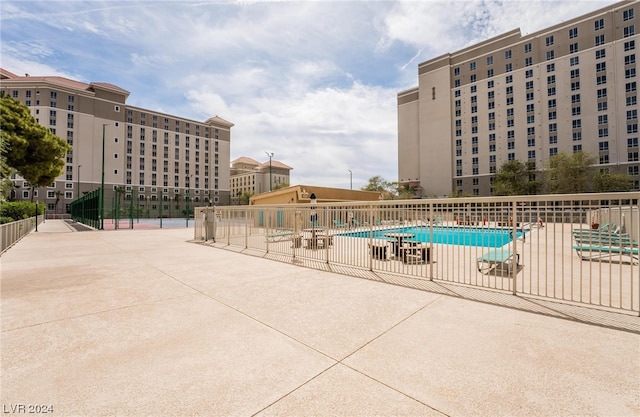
[0,216,42,255]
[194,193,640,315]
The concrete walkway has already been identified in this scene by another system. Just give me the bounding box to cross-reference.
[1,220,638,416]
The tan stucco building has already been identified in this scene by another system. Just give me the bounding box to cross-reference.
[398,0,639,197]
[249,185,383,205]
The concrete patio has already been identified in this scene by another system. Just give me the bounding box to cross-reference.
[1,220,638,416]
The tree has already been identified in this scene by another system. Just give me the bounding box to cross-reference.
[544,152,594,193]
[361,176,397,199]
[493,160,539,195]
[239,192,252,205]
[0,134,13,201]
[593,171,633,192]
[1,95,71,200]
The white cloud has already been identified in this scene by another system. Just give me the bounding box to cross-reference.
[0,0,621,190]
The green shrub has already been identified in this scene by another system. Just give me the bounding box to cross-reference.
[0,201,45,221]
[0,216,15,224]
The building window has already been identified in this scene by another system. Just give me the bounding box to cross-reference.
[628,109,638,120]
[595,34,605,46]
[547,63,555,72]
[454,67,460,76]
[570,56,579,66]
[626,68,636,79]
[628,96,637,106]
[570,69,580,78]
[596,62,606,72]
[505,63,512,72]
[625,40,636,51]
[546,35,554,46]
[626,54,637,65]
[596,49,606,59]
[525,57,533,67]
[623,7,635,21]
[549,135,558,144]
[598,102,608,112]
[573,144,582,153]
[569,43,579,54]
[599,141,609,151]
[569,27,578,39]
[550,147,558,156]
[627,82,637,92]
[595,18,605,31]
[624,25,635,38]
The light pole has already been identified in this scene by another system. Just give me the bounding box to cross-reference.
[186,174,192,227]
[77,165,82,198]
[265,151,274,192]
[348,169,352,190]
[100,124,108,230]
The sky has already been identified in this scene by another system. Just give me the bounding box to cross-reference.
[0,0,619,190]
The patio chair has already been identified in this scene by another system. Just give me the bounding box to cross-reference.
[477,248,520,275]
[265,229,295,242]
[333,219,347,228]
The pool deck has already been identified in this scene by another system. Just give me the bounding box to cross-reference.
[1,220,639,416]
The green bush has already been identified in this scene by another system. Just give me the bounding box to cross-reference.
[0,216,15,224]
[0,201,45,221]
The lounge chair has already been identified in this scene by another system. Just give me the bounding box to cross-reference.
[573,244,639,265]
[433,216,443,225]
[572,223,614,234]
[477,248,519,275]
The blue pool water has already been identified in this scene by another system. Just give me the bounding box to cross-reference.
[339,226,523,248]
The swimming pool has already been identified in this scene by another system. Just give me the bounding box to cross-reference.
[339,226,523,248]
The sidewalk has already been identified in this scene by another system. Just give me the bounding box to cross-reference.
[1,220,638,416]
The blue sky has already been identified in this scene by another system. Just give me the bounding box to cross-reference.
[1,0,617,189]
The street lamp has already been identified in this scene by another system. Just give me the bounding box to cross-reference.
[265,151,274,192]
[100,124,108,230]
[348,169,352,190]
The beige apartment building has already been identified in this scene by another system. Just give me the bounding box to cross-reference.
[398,0,639,197]
[0,69,232,214]
[230,156,292,204]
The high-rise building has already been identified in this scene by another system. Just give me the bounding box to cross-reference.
[398,0,639,197]
[1,68,233,214]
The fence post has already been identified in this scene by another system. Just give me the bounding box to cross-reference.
[511,199,518,295]
[428,202,434,281]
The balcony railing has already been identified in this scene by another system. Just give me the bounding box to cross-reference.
[194,193,639,315]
